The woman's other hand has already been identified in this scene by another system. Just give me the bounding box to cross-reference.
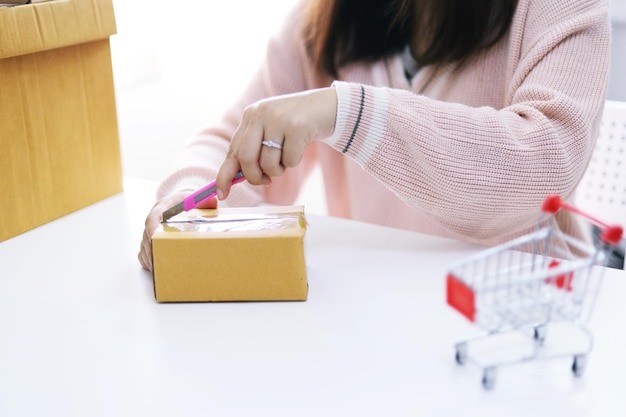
[138,192,218,271]
[216,87,337,199]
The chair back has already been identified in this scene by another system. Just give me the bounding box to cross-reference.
[576,100,626,226]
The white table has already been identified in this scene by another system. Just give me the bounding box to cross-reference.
[1,178,624,417]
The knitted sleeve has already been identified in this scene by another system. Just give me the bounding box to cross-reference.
[322,0,611,239]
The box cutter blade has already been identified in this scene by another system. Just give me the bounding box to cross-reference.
[161,171,246,223]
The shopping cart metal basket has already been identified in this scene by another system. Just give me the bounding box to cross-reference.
[446,195,623,389]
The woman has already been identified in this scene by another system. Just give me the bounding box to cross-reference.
[139,0,611,271]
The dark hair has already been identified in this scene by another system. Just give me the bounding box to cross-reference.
[304,0,519,78]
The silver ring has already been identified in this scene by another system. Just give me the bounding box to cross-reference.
[261,140,283,150]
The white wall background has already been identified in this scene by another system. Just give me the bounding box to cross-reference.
[111,0,298,183]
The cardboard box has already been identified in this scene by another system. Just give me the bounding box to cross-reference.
[152,206,309,302]
[0,0,122,241]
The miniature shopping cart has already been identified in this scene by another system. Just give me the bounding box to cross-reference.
[446,195,623,389]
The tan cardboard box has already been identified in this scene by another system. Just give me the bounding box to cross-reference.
[152,206,309,302]
[0,0,122,241]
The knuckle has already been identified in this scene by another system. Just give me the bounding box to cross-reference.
[284,116,305,134]
[239,152,257,165]
[244,174,263,185]
[242,103,256,120]
[259,159,272,172]
[256,99,271,113]
[261,163,283,177]
[281,151,302,168]
[244,101,266,122]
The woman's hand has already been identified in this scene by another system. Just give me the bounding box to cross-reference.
[138,192,218,272]
[216,87,337,199]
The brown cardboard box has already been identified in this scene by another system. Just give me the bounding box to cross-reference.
[152,206,309,302]
[0,0,121,241]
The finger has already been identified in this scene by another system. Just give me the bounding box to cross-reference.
[216,111,248,198]
[138,248,147,271]
[281,133,305,168]
[216,146,243,200]
[259,136,285,177]
[139,195,181,271]
[140,211,162,271]
[145,209,162,237]
[238,121,267,185]
[139,228,152,271]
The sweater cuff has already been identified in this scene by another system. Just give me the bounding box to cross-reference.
[322,81,356,147]
[322,81,390,166]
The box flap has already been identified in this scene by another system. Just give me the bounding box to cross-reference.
[0,0,116,59]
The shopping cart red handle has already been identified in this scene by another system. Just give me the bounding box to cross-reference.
[542,195,623,245]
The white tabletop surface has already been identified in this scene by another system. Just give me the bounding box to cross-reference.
[1,178,625,417]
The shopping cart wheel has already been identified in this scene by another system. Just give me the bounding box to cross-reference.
[482,367,496,390]
[455,342,468,365]
[572,355,587,377]
[533,324,547,346]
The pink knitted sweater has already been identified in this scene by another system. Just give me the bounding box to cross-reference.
[157,0,611,247]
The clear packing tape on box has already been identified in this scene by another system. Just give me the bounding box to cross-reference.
[163,212,304,234]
